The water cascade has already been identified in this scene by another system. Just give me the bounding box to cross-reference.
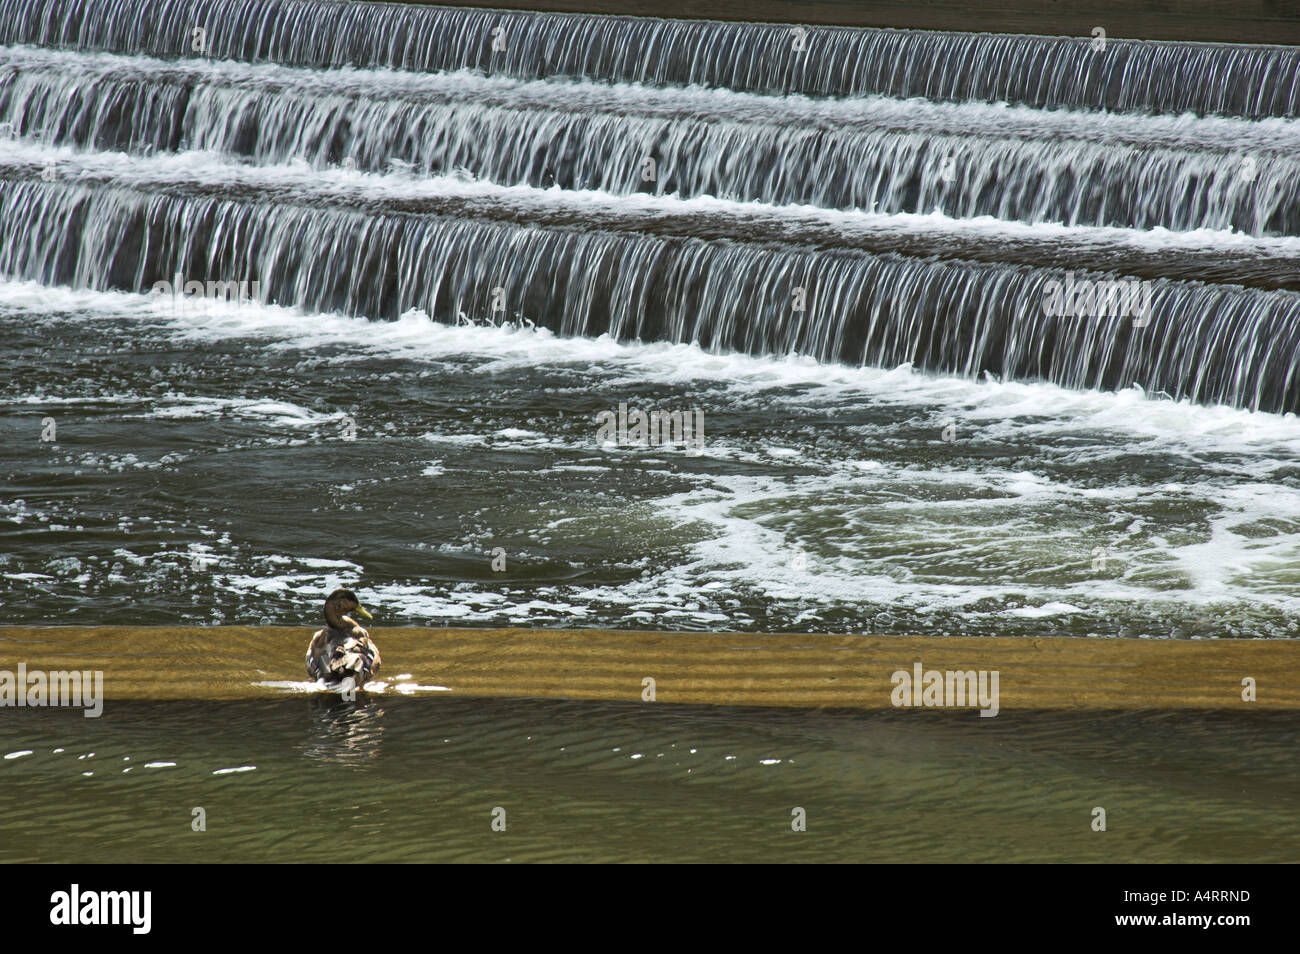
[0,0,1297,410]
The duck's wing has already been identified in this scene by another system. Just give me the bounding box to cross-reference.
[353,626,380,679]
[322,626,381,685]
[305,629,328,680]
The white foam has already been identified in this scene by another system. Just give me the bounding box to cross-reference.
[7,277,1296,455]
[8,278,1300,624]
[253,678,449,694]
[1005,602,1085,618]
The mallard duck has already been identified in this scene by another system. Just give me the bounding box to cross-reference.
[305,588,382,690]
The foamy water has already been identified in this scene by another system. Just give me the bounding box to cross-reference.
[4,278,1299,638]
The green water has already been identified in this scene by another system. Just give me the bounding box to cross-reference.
[2,698,1296,862]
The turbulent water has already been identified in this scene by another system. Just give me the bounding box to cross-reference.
[6,280,1300,639]
[5,0,1300,115]
[0,0,1298,638]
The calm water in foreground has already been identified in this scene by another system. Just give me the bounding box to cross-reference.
[2,697,1296,863]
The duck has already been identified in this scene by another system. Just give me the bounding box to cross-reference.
[305,588,382,690]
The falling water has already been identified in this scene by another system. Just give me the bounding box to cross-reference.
[0,3,1295,415]
[3,47,1299,234]
[1,0,1299,116]
[2,164,1298,411]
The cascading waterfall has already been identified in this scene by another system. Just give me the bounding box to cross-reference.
[2,0,1298,116]
[3,47,1298,234]
[0,0,1297,411]
[3,172,1298,412]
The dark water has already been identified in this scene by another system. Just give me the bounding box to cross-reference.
[3,698,1297,862]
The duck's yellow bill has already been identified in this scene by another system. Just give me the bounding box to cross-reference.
[354,605,373,620]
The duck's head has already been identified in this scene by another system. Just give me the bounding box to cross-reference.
[323,587,372,628]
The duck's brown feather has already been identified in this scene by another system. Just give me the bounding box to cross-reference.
[305,616,382,685]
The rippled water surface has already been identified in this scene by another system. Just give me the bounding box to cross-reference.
[3,698,1297,863]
